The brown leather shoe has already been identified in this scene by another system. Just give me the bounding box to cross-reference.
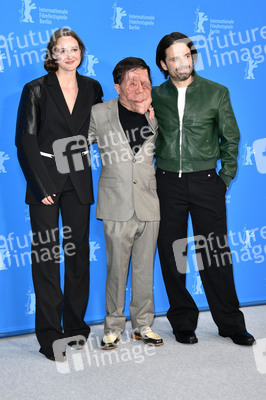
[132,327,164,346]
[101,333,121,350]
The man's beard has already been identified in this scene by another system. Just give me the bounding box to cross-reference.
[171,68,193,82]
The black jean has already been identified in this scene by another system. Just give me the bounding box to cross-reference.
[29,178,91,357]
[156,168,246,335]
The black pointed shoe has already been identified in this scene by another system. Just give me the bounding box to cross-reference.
[132,327,164,346]
[174,330,198,344]
[101,333,121,350]
[219,331,255,346]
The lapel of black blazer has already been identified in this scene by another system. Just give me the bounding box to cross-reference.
[71,72,91,135]
[46,71,74,133]
[46,71,90,136]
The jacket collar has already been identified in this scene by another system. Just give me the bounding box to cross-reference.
[107,97,157,131]
[106,98,132,154]
[106,98,157,154]
[46,71,89,135]
[166,70,201,91]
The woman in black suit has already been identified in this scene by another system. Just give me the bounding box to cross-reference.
[15,28,103,361]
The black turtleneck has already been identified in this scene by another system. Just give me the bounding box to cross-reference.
[118,101,153,155]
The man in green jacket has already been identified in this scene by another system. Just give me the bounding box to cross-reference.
[152,32,255,346]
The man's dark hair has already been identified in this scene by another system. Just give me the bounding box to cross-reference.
[113,57,152,84]
[156,32,198,79]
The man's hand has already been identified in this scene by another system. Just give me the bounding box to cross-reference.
[148,105,155,120]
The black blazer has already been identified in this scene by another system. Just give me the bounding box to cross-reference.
[15,71,103,204]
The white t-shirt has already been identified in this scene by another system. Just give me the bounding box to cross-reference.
[177,87,187,125]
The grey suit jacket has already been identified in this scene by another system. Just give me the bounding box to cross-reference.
[88,98,160,222]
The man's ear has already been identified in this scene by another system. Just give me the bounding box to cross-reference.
[160,60,168,71]
[114,84,120,95]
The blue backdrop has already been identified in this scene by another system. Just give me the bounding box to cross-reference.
[0,0,265,337]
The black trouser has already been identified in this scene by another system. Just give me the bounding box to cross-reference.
[156,168,246,335]
[29,178,91,357]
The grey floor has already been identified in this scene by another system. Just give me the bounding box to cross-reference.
[1,305,265,400]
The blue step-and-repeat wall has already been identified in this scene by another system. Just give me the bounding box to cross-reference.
[0,0,265,337]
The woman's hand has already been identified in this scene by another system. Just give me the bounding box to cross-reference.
[41,194,56,205]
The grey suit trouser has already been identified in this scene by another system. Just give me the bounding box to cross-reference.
[102,213,159,334]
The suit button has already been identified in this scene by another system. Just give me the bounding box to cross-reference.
[133,180,137,184]
[133,158,136,163]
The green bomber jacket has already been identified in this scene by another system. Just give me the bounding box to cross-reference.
[152,71,240,187]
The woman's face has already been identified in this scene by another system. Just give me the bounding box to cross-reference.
[53,36,81,73]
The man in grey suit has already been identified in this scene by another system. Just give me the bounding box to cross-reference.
[88,57,163,349]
